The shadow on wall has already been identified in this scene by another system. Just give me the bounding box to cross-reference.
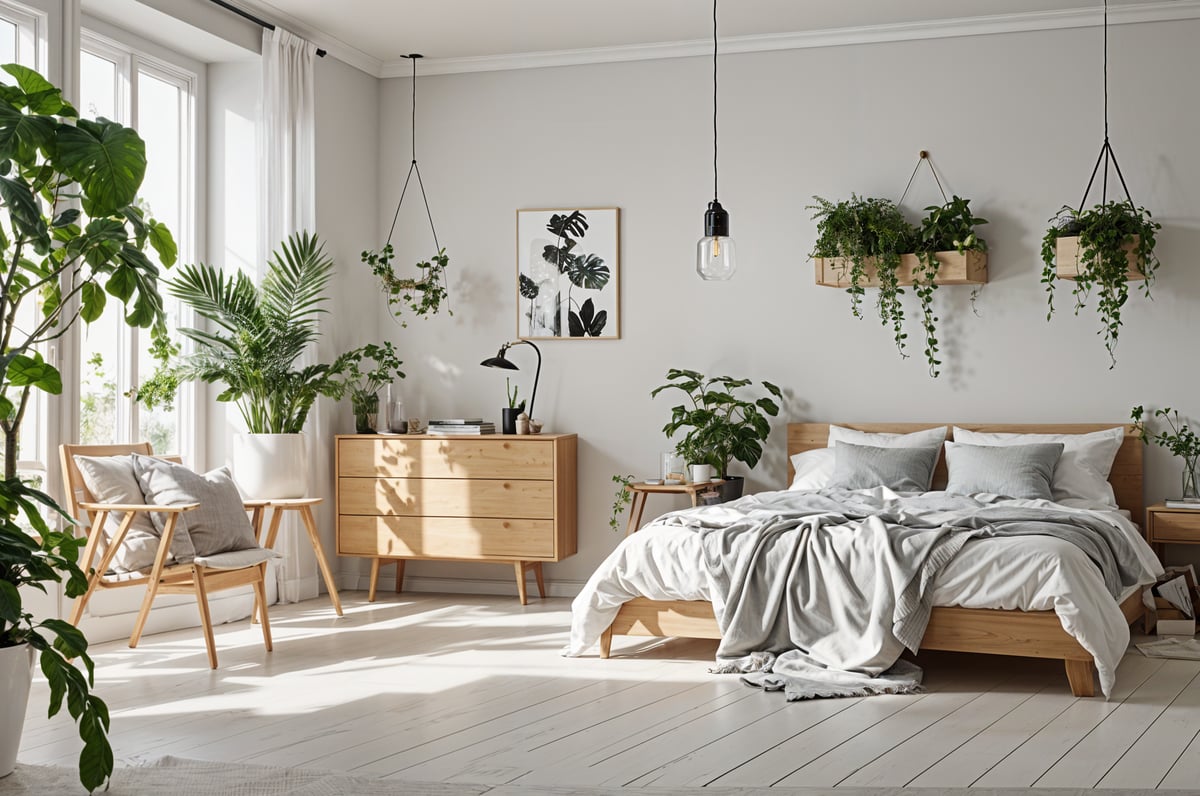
[453,266,506,330]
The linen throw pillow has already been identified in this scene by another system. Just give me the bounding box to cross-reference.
[951,426,1124,507]
[944,441,1065,500]
[788,448,835,490]
[73,454,196,571]
[831,442,940,493]
[827,424,948,450]
[132,454,259,559]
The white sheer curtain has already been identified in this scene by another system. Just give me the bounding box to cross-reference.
[258,27,319,603]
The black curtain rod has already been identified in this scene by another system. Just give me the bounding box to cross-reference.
[207,0,327,58]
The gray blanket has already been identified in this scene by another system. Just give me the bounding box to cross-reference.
[655,489,1145,700]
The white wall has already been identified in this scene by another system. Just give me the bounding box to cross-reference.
[376,18,1200,593]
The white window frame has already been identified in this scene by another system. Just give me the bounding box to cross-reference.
[0,0,45,71]
[79,22,205,466]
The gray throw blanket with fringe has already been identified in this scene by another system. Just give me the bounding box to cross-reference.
[654,489,1145,701]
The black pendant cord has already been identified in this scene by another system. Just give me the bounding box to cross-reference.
[712,0,719,203]
[898,150,948,208]
[1077,0,1135,213]
[385,54,441,252]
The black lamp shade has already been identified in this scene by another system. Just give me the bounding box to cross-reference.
[703,199,729,238]
[480,350,518,370]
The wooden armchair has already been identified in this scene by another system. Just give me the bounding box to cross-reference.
[60,442,275,669]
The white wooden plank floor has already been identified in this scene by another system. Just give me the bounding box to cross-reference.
[17,592,1200,790]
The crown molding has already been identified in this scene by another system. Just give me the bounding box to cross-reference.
[217,0,384,76]
[380,0,1200,78]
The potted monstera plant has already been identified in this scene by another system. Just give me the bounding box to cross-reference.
[1,63,177,791]
[651,369,782,501]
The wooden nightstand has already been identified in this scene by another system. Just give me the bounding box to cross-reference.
[623,480,724,536]
[1145,504,1200,562]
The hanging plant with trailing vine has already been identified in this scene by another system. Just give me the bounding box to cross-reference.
[361,244,451,328]
[1040,201,1159,367]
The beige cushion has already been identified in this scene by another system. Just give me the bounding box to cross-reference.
[194,548,280,570]
[73,454,195,571]
[132,454,260,558]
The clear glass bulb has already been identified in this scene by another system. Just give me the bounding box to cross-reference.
[697,235,736,280]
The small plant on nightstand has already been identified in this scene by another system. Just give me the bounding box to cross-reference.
[1132,405,1200,501]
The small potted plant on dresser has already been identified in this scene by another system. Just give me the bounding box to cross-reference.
[651,368,782,501]
[343,342,405,433]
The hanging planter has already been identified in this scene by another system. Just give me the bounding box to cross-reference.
[1041,0,1161,368]
[810,154,988,378]
[361,53,452,327]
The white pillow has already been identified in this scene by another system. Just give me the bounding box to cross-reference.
[789,448,835,490]
[951,426,1125,507]
[827,425,948,449]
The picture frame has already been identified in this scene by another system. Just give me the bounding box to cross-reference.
[516,207,620,340]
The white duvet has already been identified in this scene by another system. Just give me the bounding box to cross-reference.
[566,490,1162,698]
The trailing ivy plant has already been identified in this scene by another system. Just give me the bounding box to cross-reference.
[1041,202,1160,368]
[810,194,987,378]
[912,196,988,377]
[361,244,451,328]
[609,474,634,533]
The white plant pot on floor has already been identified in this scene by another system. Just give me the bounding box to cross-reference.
[0,643,35,777]
[232,432,308,499]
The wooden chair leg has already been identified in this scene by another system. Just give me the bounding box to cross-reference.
[1065,658,1095,697]
[253,562,273,653]
[300,506,343,616]
[130,514,180,648]
[599,626,613,658]
[533,562,545,598]
[192,565,218,670]
[394,559,405,593]
[514,561,528,605]
[368,557,381,602]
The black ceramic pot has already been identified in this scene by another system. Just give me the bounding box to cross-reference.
[501,407,521,435]
[719,475,745,502]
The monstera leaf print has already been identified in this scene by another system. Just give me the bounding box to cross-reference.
[566,253,609,290]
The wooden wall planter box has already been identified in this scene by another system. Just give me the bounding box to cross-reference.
[814,250,987,288]
[1055,235,1146,281]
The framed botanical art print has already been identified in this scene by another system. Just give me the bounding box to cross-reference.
[516,207,620,339]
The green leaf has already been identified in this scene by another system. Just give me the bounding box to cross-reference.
[55,117,146,216]
[0,100,57,164]
[565,253,610,290]
[105,264,136,301]
[0,174,48,241]
[80,281,107,323]
[0,579,20,624]
[0,394,14,421]
[148,219,177,267]
[6,352,62,394]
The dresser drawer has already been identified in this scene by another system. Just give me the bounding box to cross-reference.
[1150,512,1200,543]
[338,438,554,480]
[338,477,554,519]
[338,515,555,559]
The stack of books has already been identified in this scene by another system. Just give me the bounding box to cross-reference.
[427,418,496,435]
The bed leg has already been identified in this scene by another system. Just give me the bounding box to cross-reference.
[599,626,613,659]
[1065,659,1095,697]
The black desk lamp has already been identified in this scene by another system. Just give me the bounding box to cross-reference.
[481,340,541,419]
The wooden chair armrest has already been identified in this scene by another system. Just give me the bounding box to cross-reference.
[78,501,200,513]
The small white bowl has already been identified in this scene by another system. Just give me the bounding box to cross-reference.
[643,478,663,485]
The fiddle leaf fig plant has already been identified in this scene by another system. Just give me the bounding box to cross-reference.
[651,369,782,478]
[1041,202,1160,367]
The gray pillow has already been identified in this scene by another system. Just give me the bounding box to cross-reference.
[944,441,1065,500]
[73,454,195,571]
[132,454,259,559]
[831,442,940,493]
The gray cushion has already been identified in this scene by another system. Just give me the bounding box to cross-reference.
[194,547,280,570]
[831,442,940,493]
[132,454,260,559]
[73,454,195,571]
[944,441,1065,500]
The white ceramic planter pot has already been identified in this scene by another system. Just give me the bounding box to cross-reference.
[232,432,308,499]
[689,463,714,483]
[0,643,34,778]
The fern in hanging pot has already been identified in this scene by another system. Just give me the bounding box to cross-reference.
[1040,201,1160,367]
[809,194,916,357]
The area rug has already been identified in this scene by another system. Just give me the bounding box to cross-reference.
[0,756,1189,795]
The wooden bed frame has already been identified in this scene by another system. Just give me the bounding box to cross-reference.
[599,422,1148,698]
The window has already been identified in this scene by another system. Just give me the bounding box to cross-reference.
[78,32,198,458]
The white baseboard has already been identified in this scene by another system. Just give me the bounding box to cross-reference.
[341,573,586,600]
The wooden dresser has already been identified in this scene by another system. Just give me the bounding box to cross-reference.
[335,433,577,603]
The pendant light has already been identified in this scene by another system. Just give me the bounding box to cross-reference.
[696,0,736,280]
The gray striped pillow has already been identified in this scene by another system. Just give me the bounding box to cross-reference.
[944,441,1064,500]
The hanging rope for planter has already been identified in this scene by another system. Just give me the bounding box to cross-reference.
[897,151,949,209]
[1075,0,1136,212]
[362,53,451,327]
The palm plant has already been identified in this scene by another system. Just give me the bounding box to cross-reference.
[134,232,352,432]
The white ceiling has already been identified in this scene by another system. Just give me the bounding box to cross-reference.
[243,0,1178,66]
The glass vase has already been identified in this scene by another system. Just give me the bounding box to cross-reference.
[1183,458,1200,501]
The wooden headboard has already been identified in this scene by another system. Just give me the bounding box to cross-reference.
[786,423,1144,521]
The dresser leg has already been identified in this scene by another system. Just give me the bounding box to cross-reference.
[394,559,405,593]
[368,558,381,602]
[533,562,545,598]
[514,561,528,605]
